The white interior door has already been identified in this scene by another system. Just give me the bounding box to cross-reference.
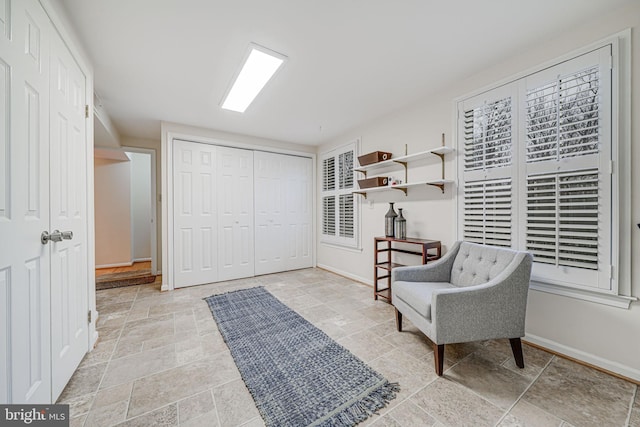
[173,140,218,288]
[0,0,52,403]
[49,29,89,400]
[254,152,312,275]
[217,147,254,281]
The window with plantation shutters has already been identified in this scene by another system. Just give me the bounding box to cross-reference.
[458,45,615,293]
[321,141,359,247]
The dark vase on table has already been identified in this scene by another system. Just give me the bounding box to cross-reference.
[395,208,406,240]
[385,202,397,237]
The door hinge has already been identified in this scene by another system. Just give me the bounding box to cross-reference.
[609,160,614,174]
[88,310,92,324]
[85,105,89,118]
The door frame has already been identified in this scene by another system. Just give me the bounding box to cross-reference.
[161,126,317,291]
[121,146,159,275]
[40,0,98,351]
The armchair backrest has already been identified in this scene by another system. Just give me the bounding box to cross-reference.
[450,242,519,287]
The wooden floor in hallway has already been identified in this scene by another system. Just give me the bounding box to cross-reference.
[96,261,152,278]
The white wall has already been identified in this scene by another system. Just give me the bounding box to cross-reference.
[128,152,152,261]
[94,157,132,266]
[316,1,640,381]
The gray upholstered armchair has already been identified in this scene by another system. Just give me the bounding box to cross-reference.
[391,241,533,376]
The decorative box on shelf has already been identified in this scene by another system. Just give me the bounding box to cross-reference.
[358,176,388,189]
[358,151,392,166]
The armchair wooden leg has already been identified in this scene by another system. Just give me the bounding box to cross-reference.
[509,338,525,369]
[395,308,402,332]
[434,344,445,376]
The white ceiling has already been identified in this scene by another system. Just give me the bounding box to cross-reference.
[60,0,631,146]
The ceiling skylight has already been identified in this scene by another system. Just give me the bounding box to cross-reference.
[221,43,287,113]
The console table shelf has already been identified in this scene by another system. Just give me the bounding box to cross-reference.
[374,236,441,303]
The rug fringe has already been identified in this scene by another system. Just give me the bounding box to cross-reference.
[318,381,401,427]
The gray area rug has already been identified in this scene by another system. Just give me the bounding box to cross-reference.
[205,287,399,427]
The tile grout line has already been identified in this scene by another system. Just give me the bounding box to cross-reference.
[492,354,560,426]
[625,384,638,427]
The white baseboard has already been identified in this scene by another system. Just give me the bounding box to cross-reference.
[524,333,640,383]
[317,263,373,287]
[95,261,133,269]
[132,257,152,263]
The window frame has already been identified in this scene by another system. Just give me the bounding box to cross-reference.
[320,140,360,249]
[454,31,635,308]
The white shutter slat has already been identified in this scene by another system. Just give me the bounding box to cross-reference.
[527,65,600,164]
[322,196,335,236]
[526,170,599,270]
[339,194,354,238]
[464,97,512,172]
[463,178,512,247]
[323,157,335,191]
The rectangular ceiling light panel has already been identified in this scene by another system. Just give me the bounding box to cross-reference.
[221,43,287,113]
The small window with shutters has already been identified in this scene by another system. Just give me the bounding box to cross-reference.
[458,45,614,293]
[321,141,359,247]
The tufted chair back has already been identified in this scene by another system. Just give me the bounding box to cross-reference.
[450,241,518,287]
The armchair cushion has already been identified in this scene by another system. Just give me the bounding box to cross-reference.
[393,281,455,319]
[450,242,518,287]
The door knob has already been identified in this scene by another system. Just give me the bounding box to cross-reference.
[41,230,73,244]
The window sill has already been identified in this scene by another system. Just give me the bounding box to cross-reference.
[320,242,363,253]
[530,280,637,309]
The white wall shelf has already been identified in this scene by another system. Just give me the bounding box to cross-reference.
[353,179,455,197]
[353,134,454,198]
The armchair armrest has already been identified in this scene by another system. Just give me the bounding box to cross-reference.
[392,241,461,283]
[431,251,533,344]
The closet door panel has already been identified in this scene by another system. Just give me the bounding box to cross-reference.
[254,152,284,275]
[254,152,312,275]
[217,146,254,281]
[172,140,217,288]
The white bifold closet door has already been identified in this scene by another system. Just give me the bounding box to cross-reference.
[254,152,313,275]
[217,146,254,281]
[172,140,311,288]
[173,140,218,288]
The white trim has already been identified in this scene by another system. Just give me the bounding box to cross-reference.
[96,262,134,269]
[320,242,364,254]
[317,263,372,287]
[167,130,314,158]
[530,282,636,309]
[161,126,317,291]
[132,258,152,263]
[121,146,158,276]
[524,333,640,382]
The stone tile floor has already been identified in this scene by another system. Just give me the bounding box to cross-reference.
[58,268,640,427]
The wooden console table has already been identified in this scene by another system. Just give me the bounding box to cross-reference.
[374,236,441,303]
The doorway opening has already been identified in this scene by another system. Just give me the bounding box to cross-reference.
[94,147,158,288]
